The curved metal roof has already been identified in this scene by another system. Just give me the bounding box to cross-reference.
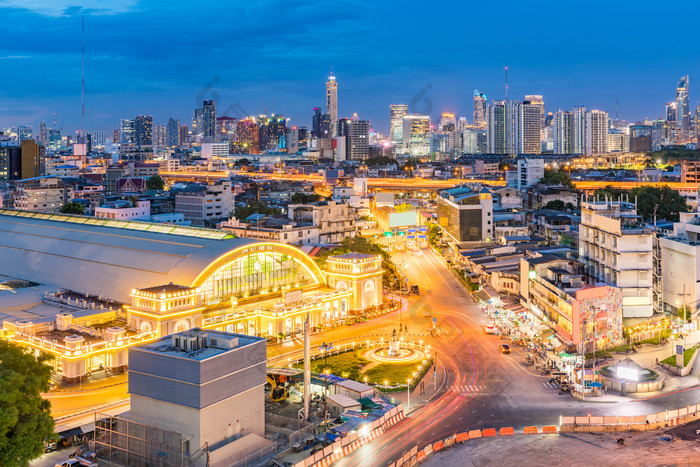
[0,210,257,303]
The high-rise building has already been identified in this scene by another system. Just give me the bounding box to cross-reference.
[524,95,545,131]
[337,115,370,161]
[236,117,260,154]
[192,108,204,137]
[312,107,331,138]
[518,101,542,154]
[572,106,586,155]
[215,116,237,142]
[439,113,456,132]
[48,129,61,151]
[585,110,609,156]
[18,125,32,142]
[179,125,189,146]
[258,114,286,151]
[203,100,216,139]
[390,104,408,143]
[326,70,338,136]
[119,119,135,144]
[39,121,48,146]
[134,115,153,147]
[473,91,487,128]
[695,105,700,144]
[166,118,180,147]
[402,115,431,155]
[505,100,519,155]
[87,131,106,148]
[0,143,21,180]
[152,123,166,147]
[487,101,507,154]
[553,111,573,154]
[677,75,690,135]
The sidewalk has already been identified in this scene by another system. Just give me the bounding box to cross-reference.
[389,355,448,413]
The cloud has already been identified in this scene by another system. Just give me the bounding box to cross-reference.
[0,0,137,16]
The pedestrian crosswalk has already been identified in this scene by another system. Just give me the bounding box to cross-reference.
[447,381,562,395]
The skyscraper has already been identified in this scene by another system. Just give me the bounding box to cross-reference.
[487,101,507,154]
[524,95,545,132]
[326,70,338,137]
[119,119,135,144]
[192,108,204,137]
[553,110,573,154]
[337,115,370,161]
[402,115,431,155]
[236,117,259,154]
[39,121,48,146]
[166,118,180,147]
[473,91,487,128]
[586,110,609,156]
[203,100,216,139]
[152,123,166,147]
[572,106,586,155]
[18,125,32,141]
[505,100,519,154]
[134,115,153,147]
[518,101,542,154]
[258,114,287,151]
[312,107,331,138]
[390,104,408,143]
[677,75,690,134]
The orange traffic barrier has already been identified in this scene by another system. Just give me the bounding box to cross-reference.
[524,426,538,434]
[456,432,469,442]
[482,428,497,437]
[468,429,482,439]
[433,440,444,451]
[500,427,514,436]
[543,425,557,434]
[417,450,426,462]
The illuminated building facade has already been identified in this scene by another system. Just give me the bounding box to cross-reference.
[326,71,338,136]
[402,115,431,155]
[487,101,506,154]
[436,186,493,243]
[0,210,381,382]
[473,91,487,128]
[390,104,408,143]
[585,110,609,156]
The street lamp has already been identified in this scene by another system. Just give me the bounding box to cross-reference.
[320,342,333,445]
[407,378,411,412]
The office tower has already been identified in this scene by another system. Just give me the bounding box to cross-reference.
[677,75,690,133]
[390,104,408,143]
[166,118,180,147]
[0,143,21,180]
[326,70,338,136]
[179,125,189,145]
[519,100,542,154]
[402,115,431,155]
[236,117,260,154]
[311,107,331,138]
[544,112,554,128]
[215,116,237,142]
[586,110,609,156]
[473,90,487,127]
[87,131,106,147]
[203,100,216,139]
[505,100,519,154]
[192,108,204,137]
[572,106,586,155]
[337,115,370,161]
[695,106,700,143]
[17,125,32,142]
[119,119,135,144]
[554,111,573,154]
[48,130,61,151]
[20,140,45,179]
[258,114,286,151]
[524,95,545,130]
[39,121,48,146]
[112,128,120,143]
[134,115,153,147]
[487,100,507,154]
[286,126,300,154]
[439,113,456,132]
[152,123,166,147]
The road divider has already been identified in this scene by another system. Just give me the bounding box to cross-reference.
[499,427,514,436]
[560,405,700,433]
[524,426,538,434]
[543,425,557,434]
[482,428,497,437]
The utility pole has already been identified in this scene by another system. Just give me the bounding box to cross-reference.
[303,312,310,421]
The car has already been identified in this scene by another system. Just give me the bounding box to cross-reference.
[484,325,497,335]
[499,344,511,354]
[411,284,420,294]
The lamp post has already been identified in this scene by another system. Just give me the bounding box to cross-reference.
[407,378,411,412]
[320,342,333,445]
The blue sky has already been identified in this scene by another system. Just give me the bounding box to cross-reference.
[1,0,699,135]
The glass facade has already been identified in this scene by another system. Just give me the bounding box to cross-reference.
[201,251,318,305]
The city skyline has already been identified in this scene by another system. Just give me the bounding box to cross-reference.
[1,0,699,134]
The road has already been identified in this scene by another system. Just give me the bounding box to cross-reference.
[336,246,700,467]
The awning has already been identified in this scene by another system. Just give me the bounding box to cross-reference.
[539,329,555,339]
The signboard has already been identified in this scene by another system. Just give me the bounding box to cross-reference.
[677,345,684,355]
[285,290,303,305]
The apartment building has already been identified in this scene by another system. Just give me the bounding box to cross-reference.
[436,185,493,244]
[174,181,235,226]
[287,200,356,243]
[578,199,654,317]
[13,176,73,212]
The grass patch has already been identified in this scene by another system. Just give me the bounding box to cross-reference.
[293,350,369,380]
[662,346,697,368]
[362,361,428,387]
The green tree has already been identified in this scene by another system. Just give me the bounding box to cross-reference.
[678,305,692,322]
[145,174,165,191]
[538,169,574,188]
[233,200,281,220]
[365,155,397,167]
[544,200,566,210]
[0,341,54,466]
[291,192,322,203]
[60,202,84,215]
[403,156,421,168]
[394,202,414,213]
[234,158,251,167]
[593,185,689,222]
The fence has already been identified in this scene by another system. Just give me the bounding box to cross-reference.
[265,413,313,452]
[560,405,700,432]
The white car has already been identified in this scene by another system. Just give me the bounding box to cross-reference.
[484,325,497,335]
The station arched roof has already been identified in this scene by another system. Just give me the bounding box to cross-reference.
[0,210,324,304]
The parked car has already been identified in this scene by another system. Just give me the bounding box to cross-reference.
[499,344,511,354]
[411,284,420,294]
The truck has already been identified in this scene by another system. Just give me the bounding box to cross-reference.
[55,457,98,467]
